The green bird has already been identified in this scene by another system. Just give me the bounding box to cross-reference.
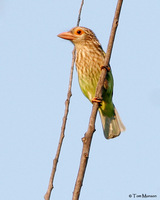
[58,26,125,139]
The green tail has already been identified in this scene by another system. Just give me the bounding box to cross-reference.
[99,107,125,139]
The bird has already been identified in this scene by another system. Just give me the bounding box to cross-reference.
[58,26,125,139]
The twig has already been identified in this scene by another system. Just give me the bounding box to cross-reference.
[72,0,123,199]
[77,0,84,26]
[44,51,75,200]
[44,1,84,200]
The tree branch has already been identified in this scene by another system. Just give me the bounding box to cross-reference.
[72,0,123,199]
[77,0,84,27]
[44,1,84,200]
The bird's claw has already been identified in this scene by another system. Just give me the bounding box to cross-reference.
[101,65,111,72]
[91,97,102,106]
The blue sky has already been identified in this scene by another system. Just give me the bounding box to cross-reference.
[0,0,160,199]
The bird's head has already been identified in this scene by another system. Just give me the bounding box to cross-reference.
[58,26,100,47]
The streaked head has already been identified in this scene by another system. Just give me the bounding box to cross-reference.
[57,26,100,47]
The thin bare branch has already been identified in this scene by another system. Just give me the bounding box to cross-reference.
[44,1,84,200]
[72,0,123,199]
[77,0,84,26]
[44,51,75,200]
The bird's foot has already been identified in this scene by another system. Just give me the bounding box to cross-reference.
[101,65,111,72]
[91,97,102,106]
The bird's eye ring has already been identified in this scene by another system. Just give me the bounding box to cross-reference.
[75,29,84,35]
[77,30,82,34]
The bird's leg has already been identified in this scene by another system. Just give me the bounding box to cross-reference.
[91,97,102,106]
[101,65,111,72]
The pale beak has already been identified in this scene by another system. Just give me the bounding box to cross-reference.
[57,31,76,41]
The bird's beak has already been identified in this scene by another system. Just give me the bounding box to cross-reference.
[57,31,76,41]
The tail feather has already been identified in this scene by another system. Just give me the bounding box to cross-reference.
[99,107,125,139]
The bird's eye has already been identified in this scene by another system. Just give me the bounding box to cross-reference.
[77,30,82,34]
[75,29,84,35]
